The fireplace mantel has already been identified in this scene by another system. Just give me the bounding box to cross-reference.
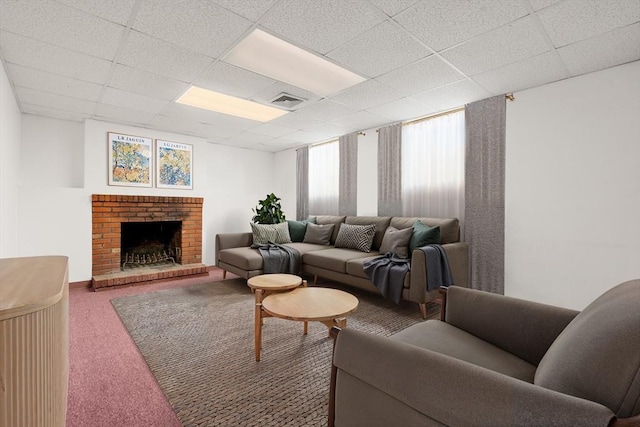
[91,194,207,289]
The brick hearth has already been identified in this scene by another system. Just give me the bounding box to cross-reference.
[91,194,207,290]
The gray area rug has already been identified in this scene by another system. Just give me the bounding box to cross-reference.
[111,278,439,427]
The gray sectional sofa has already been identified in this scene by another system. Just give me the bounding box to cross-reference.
[215,215,469,318]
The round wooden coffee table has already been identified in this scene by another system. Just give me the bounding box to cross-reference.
[259,287,359,360]
[248,274,305,361]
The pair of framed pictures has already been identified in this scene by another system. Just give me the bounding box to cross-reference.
[108,132,193,190]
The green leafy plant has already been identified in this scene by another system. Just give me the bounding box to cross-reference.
[252,193,286,224]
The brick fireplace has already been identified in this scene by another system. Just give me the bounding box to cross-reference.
[91,194,207,290]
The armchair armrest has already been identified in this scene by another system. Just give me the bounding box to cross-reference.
[445,286,579,365]
[215,232,253,265]
[331,328,614,427]
[408,242,469,304]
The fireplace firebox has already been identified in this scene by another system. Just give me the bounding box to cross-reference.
[121,221,182,269]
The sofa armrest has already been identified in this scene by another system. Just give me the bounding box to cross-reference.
[331,328,614,427]
[215,232,253,264]
[408,242,469,303]
[445,286,579,366]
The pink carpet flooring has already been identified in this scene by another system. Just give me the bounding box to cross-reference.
[67,268,230,427]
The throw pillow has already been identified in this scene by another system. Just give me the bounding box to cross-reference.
[334,224,376,253]
[250,222,292,245]
[302,223,334,245]
[287,217,317,242]
[408,220,441,253]
[379,226,413,258]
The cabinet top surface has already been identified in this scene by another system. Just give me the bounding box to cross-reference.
[0,256,69,319]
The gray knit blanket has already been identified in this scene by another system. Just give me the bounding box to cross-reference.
[251,242,301,274]
[364,244,454,304]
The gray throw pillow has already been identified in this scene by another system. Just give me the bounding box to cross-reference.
[379,226,413,258]
[302,223,334,245]
[334,224,376,252]
[250,222,291,244]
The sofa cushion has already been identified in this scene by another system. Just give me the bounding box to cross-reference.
[408,220,441,253]
[313,215,346,244]
[303,223,334,245]
[345,216,391,250]
[287,217,317,242]
[534,279,640,418]
[391,321,537,383]
[250,222,291,244]
[379,226,412,258]
[390,217,459,244]
[304,248,377,274]
[283,242,332,256]
[335,224,376,252]
[218,247,263,271]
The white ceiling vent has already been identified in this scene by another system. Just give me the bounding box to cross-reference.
[269,93,306,110]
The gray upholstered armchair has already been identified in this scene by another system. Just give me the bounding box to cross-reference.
[329,280,640,427]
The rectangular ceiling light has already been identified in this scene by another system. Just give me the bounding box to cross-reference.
[223,29,366,97]
[176,86,288,122]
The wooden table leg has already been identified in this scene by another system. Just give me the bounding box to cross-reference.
[255,289,264,361]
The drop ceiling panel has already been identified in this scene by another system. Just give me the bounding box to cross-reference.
[259,0,384,54]
[268,111,325,130]
[472,51,568,95]
[328,21,431,78]
[118,31,213,82]
[229,131,274,144]
[395,0,529,51]
[133,0,252,58]
[22,103,91,122]
[0,0,124,60]
[366,97,431,122]
[558,23,640,76]
[330,111,389,130]
[411,79,492,111]
[0,31,112,84]
[16,87,97,115]
[148,114,217,138]
[329,79,403,110]
[108,64,189,101]
[294,99,358,122]
[7,64,103,102]
[304,123,358,141]
[250,82,321,107]
[537,0,640,47]
[376,55,465,96]
[283,130,323,144]
[249,123,297,138]
[95,104,157,125]
[528,0,561,11]
[101,87,170,114]
[212,0,278,22]
[56,0,137,26]
[160,103,258,131]
[194,62,277,99]
[442,17,551,76]
[368,0,421,17]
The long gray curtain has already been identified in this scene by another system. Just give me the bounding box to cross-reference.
[378,122,402,216]
[339,132,358,216]
[464,95,506,294]
[296,146,309,220]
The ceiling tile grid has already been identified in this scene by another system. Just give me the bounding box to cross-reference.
[0,0,638,152]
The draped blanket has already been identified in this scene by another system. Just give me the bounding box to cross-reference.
[364,244,454,304]
[251,242,301,274]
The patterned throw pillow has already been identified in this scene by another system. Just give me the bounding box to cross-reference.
[379,226,413,258]
[302,223,334,245]
[334,224,376,252]
[250,222,292,244]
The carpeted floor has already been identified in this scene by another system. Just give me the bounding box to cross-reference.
[111,279,438,427]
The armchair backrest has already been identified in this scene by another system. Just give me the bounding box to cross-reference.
[534,279,640,418]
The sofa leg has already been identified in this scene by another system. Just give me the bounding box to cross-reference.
[418,303,427,320]
[222,270,227,279]
[313,275,318,286]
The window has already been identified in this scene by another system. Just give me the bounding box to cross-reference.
[308,140,339,215]
[401,109,465,220]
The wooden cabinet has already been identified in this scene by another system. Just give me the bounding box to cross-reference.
[0,256,69,427]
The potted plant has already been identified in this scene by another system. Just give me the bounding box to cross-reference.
[252,193,286,224]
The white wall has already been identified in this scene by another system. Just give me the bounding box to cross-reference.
[17,117,276,282]
[505,61,640,309]
[0,61,21,258]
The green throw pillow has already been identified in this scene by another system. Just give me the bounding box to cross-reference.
[408,220,441,253]
[287,217,317,242]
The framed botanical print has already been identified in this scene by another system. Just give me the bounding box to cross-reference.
[108,132,153,187]
[156,140,193,190]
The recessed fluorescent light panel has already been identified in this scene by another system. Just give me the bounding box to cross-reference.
[176,86,288,122]
[223,29,366,97]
